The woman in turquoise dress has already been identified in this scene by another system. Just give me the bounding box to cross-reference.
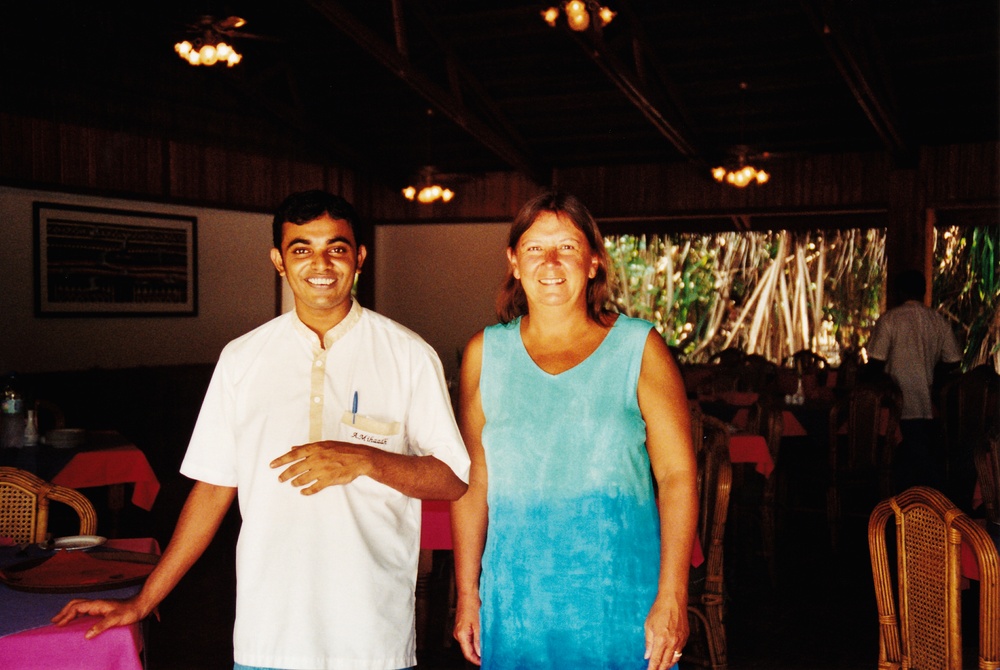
[452,191,698,670]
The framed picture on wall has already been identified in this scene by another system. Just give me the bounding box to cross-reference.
[33,202,198,317]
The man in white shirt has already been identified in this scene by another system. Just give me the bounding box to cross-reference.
[866,269,962,491]
[54,190,470,670]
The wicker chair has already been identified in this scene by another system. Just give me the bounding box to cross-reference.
[868,486,999,670]
[685,413,733,670]
[975,434,1000,525]
[827,379,901,549]
[0,466,97,543]
[743,396,783,584]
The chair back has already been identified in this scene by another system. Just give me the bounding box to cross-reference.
[941,364,1000,462]
[975,434,1000,525]
[695,415,733,597]
[868,486,999,670]
[0,467,97,543]
[785,349,828,374]
[737,355,778,394]
[830,379,900,475]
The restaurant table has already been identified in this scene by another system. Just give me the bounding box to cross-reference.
[961,519,1000,585]
[0,537,159,670]
[51,438,160,513]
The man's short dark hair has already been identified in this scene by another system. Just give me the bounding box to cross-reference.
[272,190,366,249]
[896,269,927,302]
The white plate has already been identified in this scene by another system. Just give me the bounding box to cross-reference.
[52,535,107,551]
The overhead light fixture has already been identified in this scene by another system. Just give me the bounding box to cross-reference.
[712,82,771,187]
[712,164,770,187]
[175,39,242,67]
[403,109,455,204]
[402,167,455,204]
[542,1,616,32]
[175,15,246,67]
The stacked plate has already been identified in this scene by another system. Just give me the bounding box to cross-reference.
[45,428,86,449]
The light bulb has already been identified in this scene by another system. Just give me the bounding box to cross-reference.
[199,44,218,66]
[402,186,416,201]
[441,189,455,202]
[541,7,559,27]
[175,41,192,57]
[565,1,590,31]
[187,50,201,66]
[216,43,232,60]
[598,7,616,25]
[712,167,726,182]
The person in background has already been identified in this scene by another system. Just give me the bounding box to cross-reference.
[866,268,962,492]
[451,191,697,670]
[54,190,470,670]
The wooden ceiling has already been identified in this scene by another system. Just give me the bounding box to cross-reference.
[4,1,997,191]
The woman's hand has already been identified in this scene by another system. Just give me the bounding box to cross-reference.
[453,592,483,665]
[643,593,688,670]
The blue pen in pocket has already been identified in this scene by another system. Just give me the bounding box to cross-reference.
[352,391,358,424]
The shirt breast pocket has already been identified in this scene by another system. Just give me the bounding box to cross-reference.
[339,411,406,455]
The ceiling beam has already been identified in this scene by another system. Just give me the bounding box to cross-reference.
[803,2,909,160]
[564,2,703,164]
[304,0,549,184]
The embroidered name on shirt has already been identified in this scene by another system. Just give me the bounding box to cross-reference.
[352,431,388,446]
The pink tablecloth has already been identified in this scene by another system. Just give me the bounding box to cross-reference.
[0,537,158,670]
[52,446,160,511]
[422,502,707,568]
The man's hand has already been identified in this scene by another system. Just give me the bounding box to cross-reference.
[51,597,149,639]
[270,441,376,495]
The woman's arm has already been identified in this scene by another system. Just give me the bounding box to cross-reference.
[451,331,489,665]
[637,331,698,670]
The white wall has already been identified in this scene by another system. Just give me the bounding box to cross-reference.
[373,222,510,384]
[0,186,275,373]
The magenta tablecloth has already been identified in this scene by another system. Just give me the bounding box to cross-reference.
[0,538,158,670]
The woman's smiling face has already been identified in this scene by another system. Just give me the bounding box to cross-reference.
[507,211,598,311]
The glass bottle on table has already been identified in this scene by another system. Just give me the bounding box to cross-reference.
[1,373,25,449]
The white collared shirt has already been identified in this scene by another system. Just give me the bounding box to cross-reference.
[866,300,962,419]
[181,301,469,669]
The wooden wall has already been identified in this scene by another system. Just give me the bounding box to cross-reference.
[2,111,997,276]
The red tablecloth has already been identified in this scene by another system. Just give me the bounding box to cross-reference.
[51,446,160,511]
[421,501,707,568]
[729,433,775,478]
[0,537,159,670]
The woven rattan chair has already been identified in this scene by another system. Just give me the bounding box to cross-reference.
[975,434,1000,525]
[868,486,999,670]
[0,466,97,543]
[828,379,901,548]
[685,414,732,670]
[743,396,783,584]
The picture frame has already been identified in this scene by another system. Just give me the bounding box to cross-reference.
[33,202,198,317]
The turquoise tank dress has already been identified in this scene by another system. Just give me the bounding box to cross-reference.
[479,314,662,669]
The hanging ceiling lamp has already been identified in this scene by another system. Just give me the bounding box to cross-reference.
[541,1,616,32]
[402,110,455,204]
[174,16,246,67]
[402,167,455,204]
[712,82,770,187]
